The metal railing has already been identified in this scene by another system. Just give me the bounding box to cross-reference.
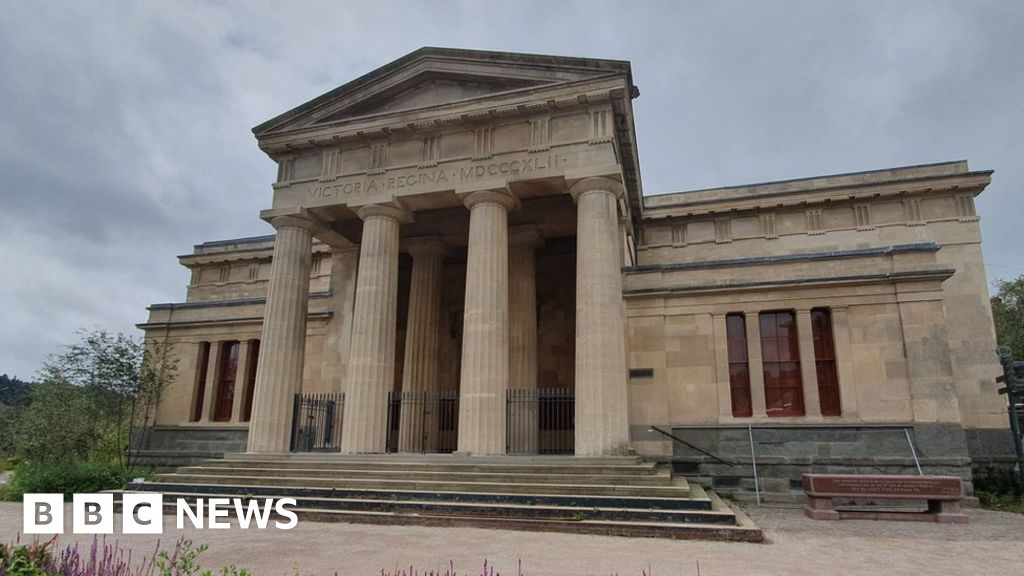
[385,390,459,453]
[290,392,345,452]
[507,387,574,454]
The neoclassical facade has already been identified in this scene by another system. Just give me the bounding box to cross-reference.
[139,48,1013,492]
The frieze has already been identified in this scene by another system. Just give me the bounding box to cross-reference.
[273,143,616,210]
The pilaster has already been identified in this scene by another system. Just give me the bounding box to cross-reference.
[745,312,768,418]
[796,309,822,418]
[199,341,222,423]
[230,340,253,423]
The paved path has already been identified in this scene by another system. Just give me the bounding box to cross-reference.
[1,502,1021,575]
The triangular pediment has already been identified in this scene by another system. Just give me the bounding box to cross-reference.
[254,47,632,136]
[315,73,549,124]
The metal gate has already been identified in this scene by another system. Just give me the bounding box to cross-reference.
[290,392,344,452]
[507,387,574,454]
[385,390,459,453]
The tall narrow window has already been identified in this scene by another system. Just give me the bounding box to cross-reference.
[726,314,752,417]
[213,341,239,422]
[242,340,260,422]
[811,309,841,416]
[760,311,805,416]
[191,342,211,422]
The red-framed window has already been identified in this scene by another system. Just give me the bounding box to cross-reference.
[811,308,841,416]
[759,311,805,417]
[191,342,210,422]
[242,340,260,422]
[726,314,753,417]
[213,341,239,422]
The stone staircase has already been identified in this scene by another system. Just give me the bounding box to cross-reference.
[126,454,762,541]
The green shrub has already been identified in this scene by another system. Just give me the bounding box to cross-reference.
[974,467,1024,514]
[8,460,127,500]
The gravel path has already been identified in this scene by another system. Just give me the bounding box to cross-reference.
[1,502,1021,575]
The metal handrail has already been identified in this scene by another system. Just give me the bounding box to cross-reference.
[648,425,734,466]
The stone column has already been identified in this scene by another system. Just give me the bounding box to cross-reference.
[199,341,222,423]
[341,204,410,454]
[247,216,315,452]
[507,227,543,454]
[230,340,253,422]
[570,177,631,456]
[398,237,446,453]
[457,189,518,455]
[745,312,768,418]
[796,309,823,417]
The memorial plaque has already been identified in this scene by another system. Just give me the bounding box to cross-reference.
[803,474,962,499]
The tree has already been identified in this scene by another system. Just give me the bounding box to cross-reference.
[992,276,1024,357]
[0,374,32,407]
[19,329,177,471]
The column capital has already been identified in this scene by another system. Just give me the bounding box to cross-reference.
[509,226,544,249]
[403,235,448,258]
[569,177,625,203]
[461,188,519,211]
[261,207,320,233]
[357,202,414,224]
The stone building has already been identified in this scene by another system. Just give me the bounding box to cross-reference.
[139,48,1013,496]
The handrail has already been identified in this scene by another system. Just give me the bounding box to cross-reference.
[648,426,734,466]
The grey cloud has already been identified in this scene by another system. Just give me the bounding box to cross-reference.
[1,0,1021,378]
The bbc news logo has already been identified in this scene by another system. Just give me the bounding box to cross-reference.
[24,494,298,534]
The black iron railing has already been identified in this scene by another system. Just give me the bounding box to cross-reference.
[290,392,344,452]
[507,387,574,454]
[385,390,459,453]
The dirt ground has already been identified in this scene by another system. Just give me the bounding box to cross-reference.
[1,502,1021,575]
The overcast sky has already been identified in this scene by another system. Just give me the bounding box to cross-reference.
[1,1,1022,379]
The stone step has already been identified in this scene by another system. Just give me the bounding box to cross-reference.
[116,487,761,542]
[222,453,645,466]
[133,481,711,511]
[150,473,690,497]
[210,456,658,475]
[168,466,671,486]
[127,486,730,524]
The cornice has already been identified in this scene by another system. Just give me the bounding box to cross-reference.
[642,172,991,220]
[257,76,626,156]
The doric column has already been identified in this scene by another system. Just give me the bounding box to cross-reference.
[796,309,823,417]
[199,341,222,423]
[247,216,315,452]
[571,177,631,456]
[398,237,446,453]
[507,227,543,454]
[457,189,518,455]
[230,340,253,422]
[341,204,411,453]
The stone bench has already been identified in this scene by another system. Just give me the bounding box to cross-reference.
[802,473,967,524]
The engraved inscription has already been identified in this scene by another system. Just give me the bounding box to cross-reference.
[307,152,568,201]
[807,475,961,498]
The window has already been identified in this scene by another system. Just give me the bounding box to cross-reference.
[242,340,260,422]
[811,309,841,416]
[760,311,805,416]
[213,341,239,422]
[725,314,752,417]
[191,342,211,422]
